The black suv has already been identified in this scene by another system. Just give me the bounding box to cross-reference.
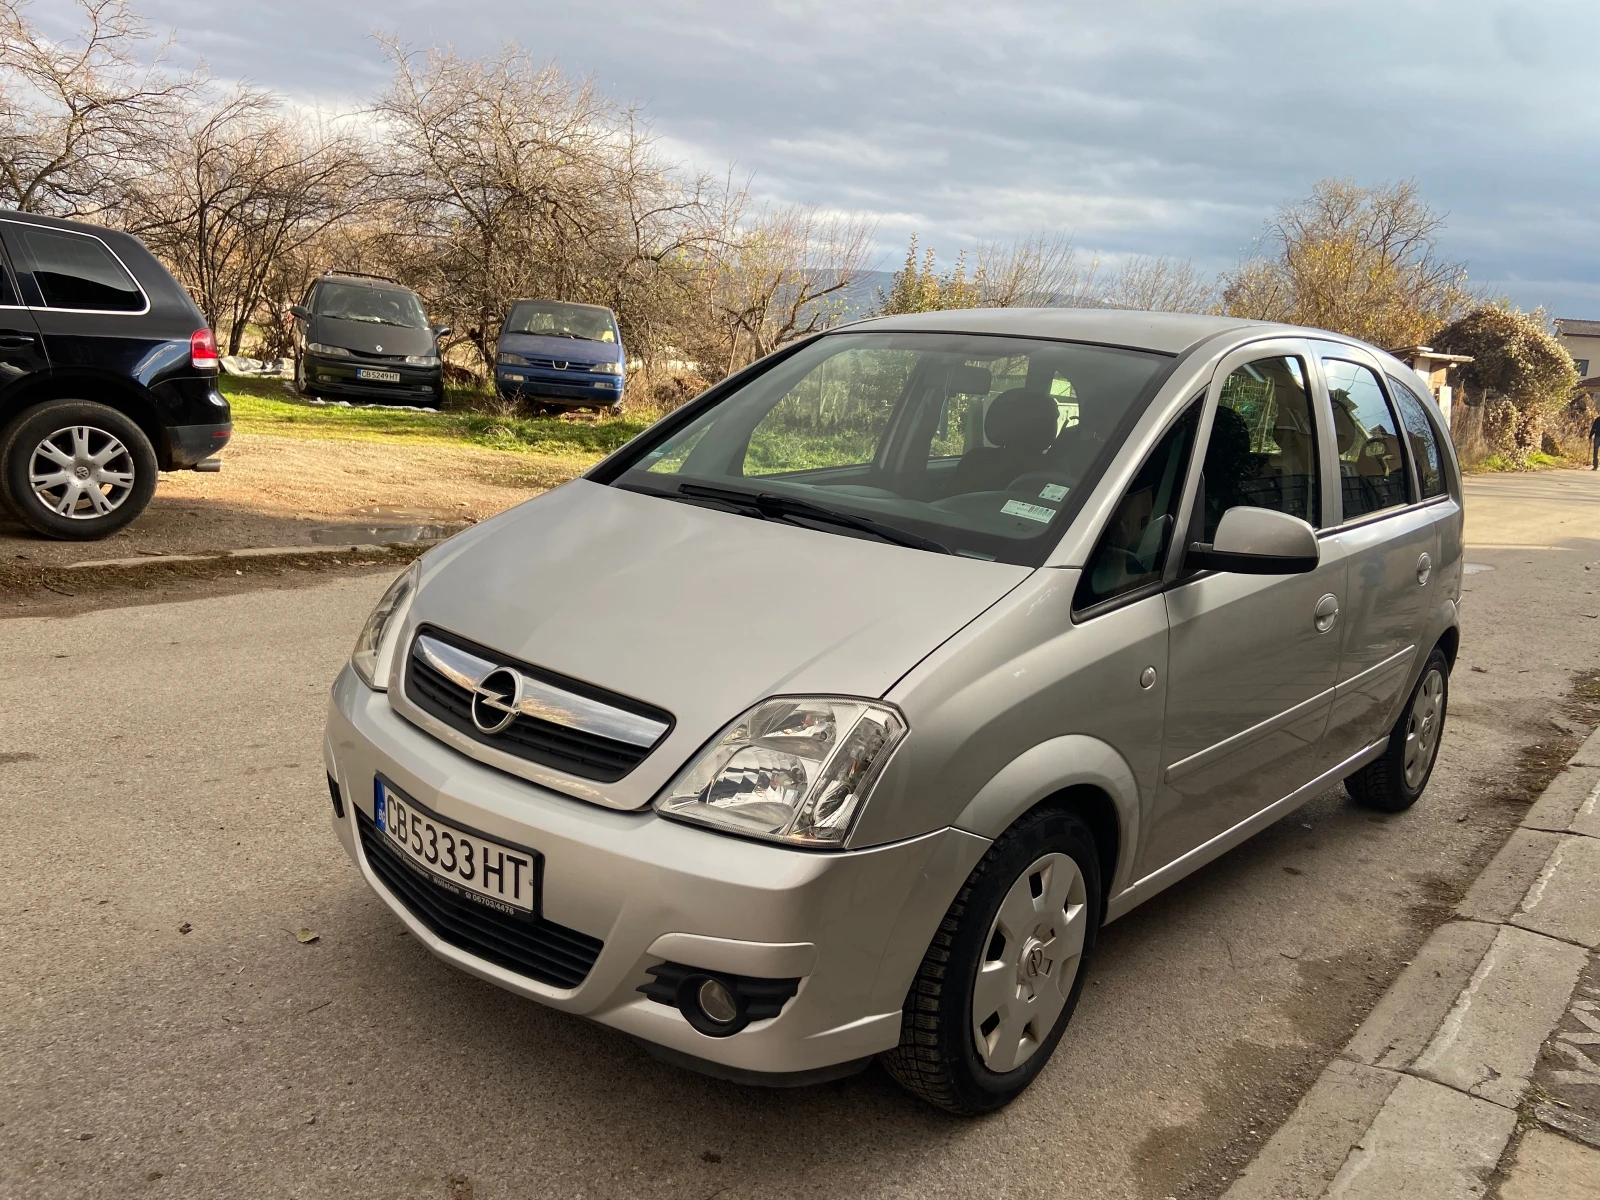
[0,209,230,541]
[291,272,448,407]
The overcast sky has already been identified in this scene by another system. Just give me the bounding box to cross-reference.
[104,0,1600,315]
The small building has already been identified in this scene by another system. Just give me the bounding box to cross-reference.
[1555,317,1600,380]
[1389,345,1473,430]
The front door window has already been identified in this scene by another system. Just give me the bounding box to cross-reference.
[1201,355,1319,538]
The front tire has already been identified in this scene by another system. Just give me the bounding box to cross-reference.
[0,400,159,540]
[883,807,1101,1115]
[1346,646,1450,812]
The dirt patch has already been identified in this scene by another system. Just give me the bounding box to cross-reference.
[0,431,571,571]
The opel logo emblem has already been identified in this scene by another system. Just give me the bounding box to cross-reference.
[470,666,522,734]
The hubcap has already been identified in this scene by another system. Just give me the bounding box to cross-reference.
[1403,668,1446,789]
[27,425,135,520]
[971,852,1088,1073]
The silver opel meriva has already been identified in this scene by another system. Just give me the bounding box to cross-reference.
[324,309,1462,1114]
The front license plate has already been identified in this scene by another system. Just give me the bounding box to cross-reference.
[357,368,402,382]
[374,779,538,914]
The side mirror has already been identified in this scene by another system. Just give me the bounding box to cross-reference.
[433,325,452,339]
[289,304,311,322]
[1186,506,1318,575]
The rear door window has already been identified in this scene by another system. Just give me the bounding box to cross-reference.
[1201,355,1319,539]
[1386,374,1448,499]
[4,224,145,312]
[1323,358,1410,519]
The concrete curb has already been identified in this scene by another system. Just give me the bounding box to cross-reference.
[60,542,436,570]
[1224,725,1600,1200]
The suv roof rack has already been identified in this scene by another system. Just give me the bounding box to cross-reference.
[321,268,400,285]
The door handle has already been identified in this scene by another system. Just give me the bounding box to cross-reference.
[0,334,33,348]
[1416,552,1432,586]
[1314,593,1339,633]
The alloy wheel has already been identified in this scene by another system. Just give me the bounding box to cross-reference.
[1403,667,1446,789]
[27,425,136,519]
[971,852,1089,1073]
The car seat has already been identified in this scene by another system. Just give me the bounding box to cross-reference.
[945,388,1058,495]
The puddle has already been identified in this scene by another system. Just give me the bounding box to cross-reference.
[309,524,455,546]
[1464,562,1495,575]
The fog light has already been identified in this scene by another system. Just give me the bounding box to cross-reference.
[697,977,738,1025]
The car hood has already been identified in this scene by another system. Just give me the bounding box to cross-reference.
[313,315,435,356]
[397,479,1032,810]
[498,331,623,365]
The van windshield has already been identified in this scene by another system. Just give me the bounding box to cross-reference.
[317,283,429,328]
[505,301,618,343]
[608,331,1172,566]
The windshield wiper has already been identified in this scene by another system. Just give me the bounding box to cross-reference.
[676,483,950,555]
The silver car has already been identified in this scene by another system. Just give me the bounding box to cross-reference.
[323,310,1461,1114]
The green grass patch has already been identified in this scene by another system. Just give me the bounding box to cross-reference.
[1462,449,1579,473]
[219,375,655,460]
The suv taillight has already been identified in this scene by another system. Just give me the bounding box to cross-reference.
[191,328,220,371]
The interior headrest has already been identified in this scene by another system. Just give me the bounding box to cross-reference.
[984,388,1058,449]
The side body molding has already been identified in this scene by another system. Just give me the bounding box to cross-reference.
[951,734,1141,903]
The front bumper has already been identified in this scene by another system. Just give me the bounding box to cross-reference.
[306,355,441,404]
[324,664,987,1075]
[496,366,622,405]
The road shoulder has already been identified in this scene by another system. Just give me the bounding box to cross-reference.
[1225,725,1600,1200]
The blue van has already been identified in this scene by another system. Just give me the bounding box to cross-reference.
[494,300,625,413]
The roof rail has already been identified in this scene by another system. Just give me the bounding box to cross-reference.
[321,268,400,284]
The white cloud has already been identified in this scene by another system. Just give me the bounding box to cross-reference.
[117,0,1600,312]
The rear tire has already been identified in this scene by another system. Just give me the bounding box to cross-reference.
[882,807,1101,1115]
[1346,646,1450,812]
[0,400,158,541]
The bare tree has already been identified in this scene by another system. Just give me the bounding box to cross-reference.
[123,86,371,353]
[709,204,874,371]
[1220,178,1475,347]
[1098,254,1216,313]
[0,0,192,215]
[370,37,722,376]
[975,231,1099,308]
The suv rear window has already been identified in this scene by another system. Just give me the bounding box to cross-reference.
[9,225,144,312]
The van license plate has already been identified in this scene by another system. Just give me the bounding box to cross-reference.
[374,780,537,914]
[357,368,401,382]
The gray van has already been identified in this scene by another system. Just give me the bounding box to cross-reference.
[323,310,1462,1114]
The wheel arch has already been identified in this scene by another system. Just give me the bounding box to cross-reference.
[1434,623,1460,670]
[0,372,167,467]
[950,734,1139,909]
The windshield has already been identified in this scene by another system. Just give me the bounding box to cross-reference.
[505,301,618,343]
[608,331,1172,566]
[316,282,429,328]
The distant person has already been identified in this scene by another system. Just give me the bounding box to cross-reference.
[1592,412,1600,469]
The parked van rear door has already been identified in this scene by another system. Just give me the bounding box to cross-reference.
[1312,347,1439,767]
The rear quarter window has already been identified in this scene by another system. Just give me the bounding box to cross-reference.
[7,224,145,312]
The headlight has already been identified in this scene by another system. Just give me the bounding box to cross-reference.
[404,354,440,366]
[350,563,419,690]
[497,351,526,366]
[654,697,907,847]
[591,361,623,375]
[306,342,350,357]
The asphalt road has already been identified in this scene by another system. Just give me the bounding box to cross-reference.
[4,470,1600,1200]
